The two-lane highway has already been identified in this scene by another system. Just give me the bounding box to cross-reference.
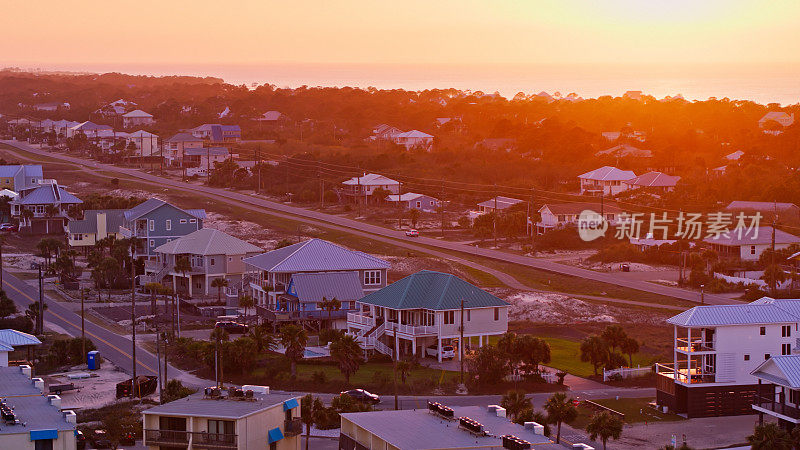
[1,270,199,384]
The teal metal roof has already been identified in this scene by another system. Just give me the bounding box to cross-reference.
[358,270,508,310]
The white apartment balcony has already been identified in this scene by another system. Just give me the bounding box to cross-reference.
[675,338,715,354]
[385,320,438,337]
[656,362,716,385]
[347,312,376,328]
[119,226,148,238]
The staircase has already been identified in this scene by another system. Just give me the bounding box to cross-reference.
[141,264,173,285]
[355,320,392,357]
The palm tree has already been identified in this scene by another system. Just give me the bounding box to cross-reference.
[301,394,324,450]
[586,411,624,450]
[279,324,307,378]
[620,337,640,367]
[395,359,412,384]
[747,423,792,450]
[544,392,577,444]
[319,296,341,326]
[600,325,627,353]
[211,278,228,304]
[43,204,59,234]
[210,327,229,387]
[238,294,254,322]
[249,324,276,352]
[500,390,532,422]
[174,256,192,297]
[145,282,163,316]
[580,335,608,376]
[408,208,421,228]
[329,334,364,385]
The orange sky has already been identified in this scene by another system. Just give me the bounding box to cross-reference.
[2,0,799,68]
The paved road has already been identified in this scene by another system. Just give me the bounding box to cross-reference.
[0,269,204,386]
[3,140,734,306]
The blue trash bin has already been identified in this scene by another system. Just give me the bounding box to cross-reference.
[87,350,100,370]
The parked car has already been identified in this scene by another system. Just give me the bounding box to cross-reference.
[426,344,456,360]
[0,223,17,232]
[340,389,380,404]
[405,229,419,237]
[75,430,87,450]
[214,321,248,334]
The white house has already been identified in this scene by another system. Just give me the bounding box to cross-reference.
[751,354,800,428]
[340,173,400,202]
[393,130,434,151]
[536,202,624,233]
[126,130,159,158]
[596,144,652,158]
[385,193,440,213]
[578,166,636,196]
[476,196,524,214]
[122,110,155,128]
[725,150,745,161]
[703,226,800,261]
[348,270,509,362]
[759,112,794,129]
[623,171,681,193]
[656,297,800,418]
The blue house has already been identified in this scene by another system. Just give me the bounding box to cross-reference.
[0,164,43,192]
[281,272,366,328]
[120,198,206,259]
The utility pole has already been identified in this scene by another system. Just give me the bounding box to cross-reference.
[256,147,262,193]
[393,344,399,410]
[0,236,4,288]
[493,185,498,248]
[459,297,465,385]
[397,181,403,230]
[156,331,163,402]
[37,265,43,335]
[772,201,778,295]
[130,240,138,400]
[440,178,445,237]
[529,188,536,246]
[81,287,86,363]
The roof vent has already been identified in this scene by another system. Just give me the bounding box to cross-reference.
[63,410,77,424]
[242,385,269,395]
[19,365,31,378]
[458,416,485,436]
[48,395,61,409]
[523,422,545,435]
[487,405,506,418]
[502,435,532,450]
[32,377,44,392]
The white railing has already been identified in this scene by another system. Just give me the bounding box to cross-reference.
[347,313,375,327]
[386,321,438,336]
[603,366,652,381]
[374,339,392,356]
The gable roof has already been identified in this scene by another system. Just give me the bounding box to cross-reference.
[386,193,433,202]
[71,121,112,132]
[395,130,433,139]
[154,228,261,256]
[477,196,524,210]
[358,270,508,311]
[68,209,127,234]
[124,198,205,221]
[668,297,800,327]
[725,201,799,212]
[14,184,82,205]
[127,130,158,138]
[259,111,283,121]
[578,166,636,181]
[702,226,800,246]
[0,329,42,347]
[287,272,364,302]
[624,171,680,188]
[184,147,230,157]
[342,173,400,186]
[243,238,390,273]
[760,111,794,125]
[539,202,623,215]
[122,109,153,118]
[752,355,800,388]
[596,144,652,158]
[166,132,203,143]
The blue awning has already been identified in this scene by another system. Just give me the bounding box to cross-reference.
[267,427,284,443]
[283,398,299,411]
[30,429,58,441]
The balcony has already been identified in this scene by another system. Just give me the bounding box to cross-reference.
[284,417,303,437]
[144,429,238,449]
[385,321,438,336]
[348,313,376,328]
[655,363,716,385]
[752,395,800,421]
[676,338,715,353]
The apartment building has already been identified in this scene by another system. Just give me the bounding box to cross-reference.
[656,297,800,418]
[0,365,77,450]
[347,270,509,362]
[143,387,301,450]
[244,239,389,327]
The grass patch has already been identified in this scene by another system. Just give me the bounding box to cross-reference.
[569,397,684,429]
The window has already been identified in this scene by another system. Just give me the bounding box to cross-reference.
[166,219,172,231]
[783,325,792,337]
[783,344,792,355]
[149,219,154,231]
[744,354,750,361]
[34,440,53,450]
[760,326,766,336]
[180,219,187,224]
[149,240,155,247]
[210,258,215,266]
[751,245,756,255]
[557,215,565,222]
[228,257,232,262]
[494,307,500,321]
[765,353,771,360]
[792,390,800,405]
[189,218,197,223]
[364,270,381,285]
[208,419,235,436]
[416,201,421,208]
[467,310,471,321]
[444,311,455,325]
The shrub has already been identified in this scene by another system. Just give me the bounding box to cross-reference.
[0,316,33,333]
[311,370,328,384]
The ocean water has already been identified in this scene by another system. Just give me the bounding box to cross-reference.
[24,62,800,105]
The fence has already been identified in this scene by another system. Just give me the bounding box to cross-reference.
[603,365,652,381]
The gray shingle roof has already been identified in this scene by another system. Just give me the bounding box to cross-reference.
[243,239,390,273]
[14,185,82,205]
[143,392,298,420]
[358,270,508,310]
[68,209,127,234]
[752,355,800,388]
[288,272,364,302]
[154,228,262,256]
[702,226,800,246]
[341,405,554,450]
[0,367,75,436]
[668,297,800,327]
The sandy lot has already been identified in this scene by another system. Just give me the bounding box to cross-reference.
[45,364,141,410]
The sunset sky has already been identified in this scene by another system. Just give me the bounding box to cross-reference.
[2,0,799,68]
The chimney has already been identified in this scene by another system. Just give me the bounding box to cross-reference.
[48,395,61,409]
[32,378,44,392]
[19,365,31,378]
[63,410,77,424]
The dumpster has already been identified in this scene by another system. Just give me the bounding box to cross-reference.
[87,350,100,370]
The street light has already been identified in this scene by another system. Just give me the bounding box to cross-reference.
[700,284,705,305]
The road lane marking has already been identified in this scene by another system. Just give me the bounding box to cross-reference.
[3,276,157,375]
